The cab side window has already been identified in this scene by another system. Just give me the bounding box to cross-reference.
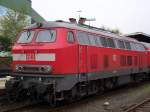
[77,31,90,45]
[117,40,125,49]
[67,31,75,43]
[100,37,108,47]
[125,41,131,50]
[107,38,115,48]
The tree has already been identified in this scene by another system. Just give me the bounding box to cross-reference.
[110,28,122,35]
[0,9,30,50]
[0,36,11,51]
[102,26,122,35]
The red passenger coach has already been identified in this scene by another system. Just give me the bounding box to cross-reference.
[6,20,149,105]
[141,42,150,70]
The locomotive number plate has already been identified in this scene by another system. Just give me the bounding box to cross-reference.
[26,53,35,61]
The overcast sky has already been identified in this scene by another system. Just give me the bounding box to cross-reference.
[32,0,150,34]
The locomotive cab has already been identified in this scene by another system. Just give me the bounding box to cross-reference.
[7,22,80,104]
[12,24,79,75]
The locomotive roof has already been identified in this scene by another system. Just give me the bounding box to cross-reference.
[141,42,150,48]
[25,21,138,43]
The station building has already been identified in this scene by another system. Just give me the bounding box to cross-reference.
[125,32,150,43]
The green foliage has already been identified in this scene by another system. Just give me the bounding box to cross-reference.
[0,0,45,22]
[102,26,122,35]
[0,9,30,50]
[0,57,12,66]
[110,29,122,35]
[0,36,11,51]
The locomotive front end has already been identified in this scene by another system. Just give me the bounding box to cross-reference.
[6,22,79,105]
[6,24,59,104]
[12,28,56,74]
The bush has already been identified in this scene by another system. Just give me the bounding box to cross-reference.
[0,36,11,51]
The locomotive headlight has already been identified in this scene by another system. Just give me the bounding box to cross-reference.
[45,66,52,72]
[46,66,52,72]
[16,65,23,71]
[40,66,52,73]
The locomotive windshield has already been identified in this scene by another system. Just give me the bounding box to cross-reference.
[36,30,56,43]
[17,30,35,43]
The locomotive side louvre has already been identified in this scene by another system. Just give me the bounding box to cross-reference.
[6,21,149,105]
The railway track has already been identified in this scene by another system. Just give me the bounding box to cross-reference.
[123,98,150,112]
[0,82,149,112]
[1,101,39,112]
[0,89,39,112]
[0,91,39,112]
[0,89,5,96]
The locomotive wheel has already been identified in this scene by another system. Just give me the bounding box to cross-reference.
[44,88,57,107]
[111,77,118,87]
[45,94,56,107]
[5,81,23,102]
[65,86,78,103]
[6,88,18,102]
[104,78,115,90]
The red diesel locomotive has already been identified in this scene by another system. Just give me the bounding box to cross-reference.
[6,19,149,105]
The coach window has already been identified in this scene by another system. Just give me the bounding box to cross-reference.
[100,37,108,47]
[125,42,131,50]
[67,31,75,43]
[95,36,101,46]
[138,44,145,51]
[107,38,115,48]
[142,45,146,51]
[136,44,140,51]
[77,31,90,45]
[82,33,90,45]
[134,44,138,51]
[130,43,136,50]
[88,34,97,46]
[117,40,125,49]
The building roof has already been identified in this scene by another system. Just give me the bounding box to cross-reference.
[30,8,45,22]
[125,32,150,43]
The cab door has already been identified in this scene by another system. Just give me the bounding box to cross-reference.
[78,45,88,73]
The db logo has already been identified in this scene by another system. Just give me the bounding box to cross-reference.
[26,53,35,61]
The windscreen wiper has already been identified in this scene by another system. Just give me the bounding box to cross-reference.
[27,29,31,40]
